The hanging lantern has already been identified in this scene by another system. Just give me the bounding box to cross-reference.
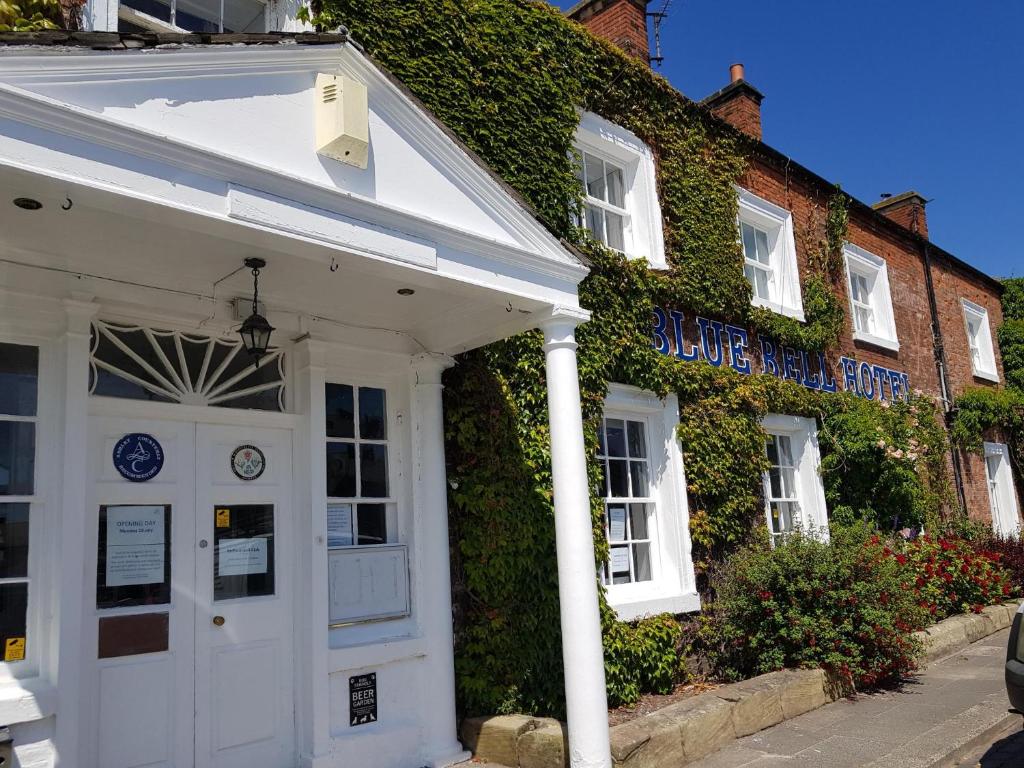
[239,257,274,362]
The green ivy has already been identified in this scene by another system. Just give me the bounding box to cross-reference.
[0,0,63,30]
[314,0,955,716]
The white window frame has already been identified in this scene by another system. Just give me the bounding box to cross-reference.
[962,299,1000,382]
[574,111,667,269]
[111,0,269,33]
[325,381,399,548]
[984,442,1021,538]
[599,385,699,620]
[843,243,899,351]
[0,337,54,685]
[737,187,804,321]
[762,414,828,545]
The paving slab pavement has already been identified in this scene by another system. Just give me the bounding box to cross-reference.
[689,627,1018,768]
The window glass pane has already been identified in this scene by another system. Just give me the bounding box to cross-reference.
[584,204,604,241]
[597,421,606,455]
[326,384,354,439]
[765,437,779,466]
[770,501,796,534]
[779,467,797,499]
[359,444,388,498]
[213,504,274,601]
[629,461,649,497]
[97,505,171,609]
[608,460,629,497]
[356,504,387,545]
[627,421,646,458]
[0,422,34,496]
[607,504,627,542]
[0,343,38,417]
[584,153,606,201]
[754,267,771,300]
[0,504,29,579]
[754,228,771,264]
[358,387,387,440]
[326,442,356,497]
[609,545,630,581]
[741,222,756,261]
[855,306,873,334]
[605,163,625,207]
[632,543,652,581]
[777,435,794,466]
[604,419,626,457]
[605,212,625,252]
[0,583,27,657]
[629,503,648,540]
[769,467,782,499]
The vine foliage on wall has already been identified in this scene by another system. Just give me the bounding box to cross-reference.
[313,0,953,716]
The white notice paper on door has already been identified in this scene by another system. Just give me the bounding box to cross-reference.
[106,505,165,587]
[218,538,269,576]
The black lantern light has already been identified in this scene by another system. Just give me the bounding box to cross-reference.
[238,257,274,363]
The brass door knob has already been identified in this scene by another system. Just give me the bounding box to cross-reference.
[212,615,225,626]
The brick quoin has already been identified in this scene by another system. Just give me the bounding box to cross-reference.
[566,0,650,63]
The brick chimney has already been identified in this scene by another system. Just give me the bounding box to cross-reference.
[873,191,929,239]
[566,0,650,64]
[701,63,764,140]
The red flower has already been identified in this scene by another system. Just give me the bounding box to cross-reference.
[896,554,908,566]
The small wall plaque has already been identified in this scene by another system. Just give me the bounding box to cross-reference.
[231,445,266,481]
[113,433,164,482]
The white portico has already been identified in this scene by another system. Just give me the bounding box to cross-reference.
[0,34,610,768]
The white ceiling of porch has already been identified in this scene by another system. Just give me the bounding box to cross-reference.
[0,165,548,355]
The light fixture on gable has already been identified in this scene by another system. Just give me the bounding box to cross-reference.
[238,258,274,363]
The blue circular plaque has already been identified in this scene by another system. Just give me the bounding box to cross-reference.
[112,433,164,482]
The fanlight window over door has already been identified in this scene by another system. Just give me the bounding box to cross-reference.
[89,320,285,412]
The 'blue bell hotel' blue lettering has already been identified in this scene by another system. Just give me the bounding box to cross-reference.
[652,307,911,402]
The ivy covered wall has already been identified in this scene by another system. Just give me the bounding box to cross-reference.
[313,0,956,716]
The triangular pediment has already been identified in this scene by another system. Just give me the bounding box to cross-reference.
[0,42,583,274]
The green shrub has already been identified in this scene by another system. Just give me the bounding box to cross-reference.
[702,526,927,689]
[602,609,686,708]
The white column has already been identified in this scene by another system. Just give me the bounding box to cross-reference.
[293,338,332,767]
[53,298,99,765]
[540,307,611,768]
[410,353,470,768]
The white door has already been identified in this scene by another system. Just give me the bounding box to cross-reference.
[86,415,196,768]
[194,424,295,768]
[86,416,295,768]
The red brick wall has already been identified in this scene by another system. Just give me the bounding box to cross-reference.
[739,158,1008,525]
[709,92,762,140]
[739,160,942,398]
[568,0,649,62]
[929,257,1007,522]
[875,199,929,239]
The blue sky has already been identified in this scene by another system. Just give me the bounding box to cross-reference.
[554,1,1022,279]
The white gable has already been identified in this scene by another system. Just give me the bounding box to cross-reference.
[0,43,583,275]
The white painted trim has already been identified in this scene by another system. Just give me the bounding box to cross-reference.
[984,442,1021,538]
[762,413,829,542]
[844,243,900,352]
[575,111,666,269]
[736,187,804,322]
[601,385,699,620]
[961,299,1000,382]
[0,46,588,285]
